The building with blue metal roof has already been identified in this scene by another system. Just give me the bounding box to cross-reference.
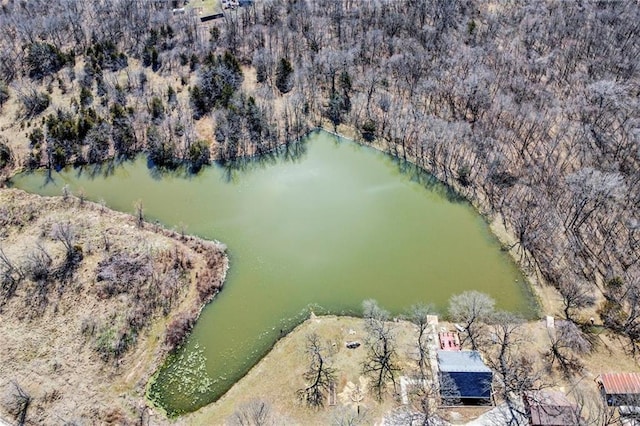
[437,350,493,405]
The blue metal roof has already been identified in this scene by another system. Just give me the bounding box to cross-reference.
[438,350,493,400]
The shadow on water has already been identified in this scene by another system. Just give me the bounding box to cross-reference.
[314,127,467,204]
[392,157,467,203]
[145,157,198,182]
[12,156,134,190]
[10,138,311,191]
[44,167,56,187]
[11,132,459,209]
[8,167,58,190]
[217,139,309,184]
[74,159,120,181]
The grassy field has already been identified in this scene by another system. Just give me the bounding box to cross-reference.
[186,0,221,16]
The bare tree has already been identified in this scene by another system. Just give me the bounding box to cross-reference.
[0,80,8,108]
[230,399,273,426]
[16,87,50,118]
[564,168,624,233]
[134,199,144,228]
[0,246,24,305]
[438,372,462,407]
[61,184,71,201]
[448,291,495,350]
[0,137,13,175]
[52,221,83,281]
[405,376,447,425]
[406,303,433,379]
[0,5,639,423]
[486,312,544,422]
[558,280,595,323]
[599,275,640,356]
[361,300,399,401]
[10,381,31,426]
[385,397,445,426]
[545,320,591,376]
[568,384,619,426]
[24,243,53,314]
[25,243,52,282]
[297,332,336,408]
[362,298,389,324]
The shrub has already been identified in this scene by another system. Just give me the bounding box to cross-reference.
[149,96,165,123]
[190,51,243,118]
[0,138,12,169]
[19,90,50,118]
[26,42,71,80]
[361,119,376,142]
[187,139,211,173]
[275,57,294,94]
[85,41,128,72]
[147,124,178,168]
[457,165,472,186]
[96,252,153,298]
[165,311,197,350]
[0,80,9,108]
[79,85,93,107]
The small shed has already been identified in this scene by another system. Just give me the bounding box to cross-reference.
[524,390,580,426]
[437,350,492,405]
[597,373,640,406]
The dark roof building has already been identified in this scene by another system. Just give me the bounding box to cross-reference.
[524,390,581,426]
[437,350,493,405]
[597,373,640,406]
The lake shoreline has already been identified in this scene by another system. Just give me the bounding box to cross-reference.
[321,124,549,318]
[7,129,544,420]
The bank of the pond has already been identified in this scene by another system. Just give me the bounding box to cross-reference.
[0,189,228,425]
[181,315,414,425]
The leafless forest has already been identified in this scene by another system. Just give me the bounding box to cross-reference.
[0,0,639,350]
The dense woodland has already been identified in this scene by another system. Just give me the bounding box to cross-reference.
[0,0,639,420]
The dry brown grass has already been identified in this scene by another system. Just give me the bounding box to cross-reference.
[183,315,640,425]
[181,317,546,425]
[0,188,227,425]
[183,315,425,425]
[0,87,37,172]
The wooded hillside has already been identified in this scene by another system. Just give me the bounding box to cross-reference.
[0,0,638,358]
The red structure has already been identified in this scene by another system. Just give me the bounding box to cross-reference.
[438,332,461,351]
[597,373,640,406]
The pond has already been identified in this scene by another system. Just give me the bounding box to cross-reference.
[10,131,535,415]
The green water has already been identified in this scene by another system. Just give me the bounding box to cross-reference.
[11,131,534,415]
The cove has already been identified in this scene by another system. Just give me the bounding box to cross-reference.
[10,131,535,415]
